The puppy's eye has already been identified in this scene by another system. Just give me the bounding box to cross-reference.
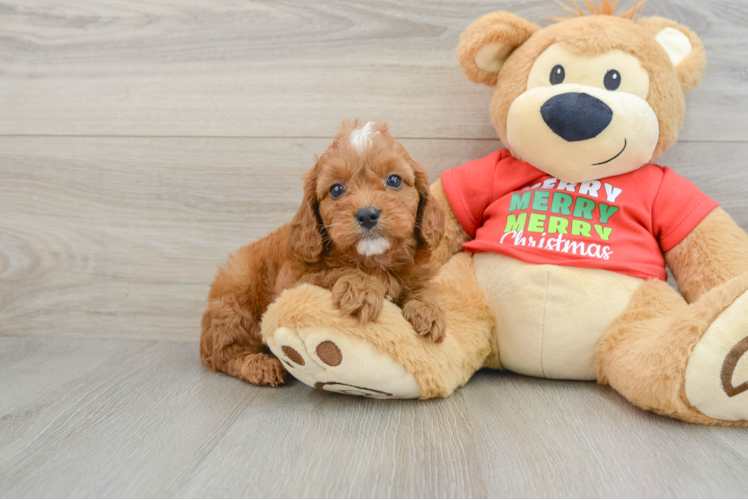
[385,174,402,189]
[329,183,346,199]
[604,69,621,91]
[550,65,565,85]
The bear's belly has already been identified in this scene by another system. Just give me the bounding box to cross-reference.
[473,253,644,380]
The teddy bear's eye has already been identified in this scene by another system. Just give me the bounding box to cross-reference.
[604,69,621,90]
[550,65,565,85]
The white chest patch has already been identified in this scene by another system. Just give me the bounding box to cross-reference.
[350,121,378,152]
[357,237,390,257]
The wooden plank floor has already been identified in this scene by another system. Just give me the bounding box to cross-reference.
[1,0,747,497]
[2,337,748,498]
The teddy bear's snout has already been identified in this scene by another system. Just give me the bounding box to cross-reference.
[540,92,613,142]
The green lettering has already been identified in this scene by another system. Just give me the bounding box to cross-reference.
[547,216,569,234]
[571,220,592,237]
[573,197,596,220]
[598,203,619,224]
[531,191,550,211]
[527,213,546,233]
[551,192,573,215]
[509,192,531,211]
[594,224,613,241]
[504,213,527,232]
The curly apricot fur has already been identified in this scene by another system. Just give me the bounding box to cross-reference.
[200,121,446,386]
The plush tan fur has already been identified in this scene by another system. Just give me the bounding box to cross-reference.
[638,16,707,93]
[454,2,745,425]
[464,14,701,162]
[665,208,748,303]
[262,253,497,398]
[457,12,539,87]
[430,179,471,266]
[475,252,643,380]
[597,272,748,426]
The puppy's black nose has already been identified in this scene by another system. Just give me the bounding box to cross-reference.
[356,207,380,229]
[540,92,613,142]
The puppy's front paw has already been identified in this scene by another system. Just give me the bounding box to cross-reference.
[402,299,446,343]
[332,275,384,323]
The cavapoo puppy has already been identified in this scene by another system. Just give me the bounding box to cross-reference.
[200,121,446,386]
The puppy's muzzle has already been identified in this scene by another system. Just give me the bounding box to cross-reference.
[356,207,380,229]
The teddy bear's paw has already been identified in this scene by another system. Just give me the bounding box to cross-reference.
[685,290,748,422]
[265,326,421,399]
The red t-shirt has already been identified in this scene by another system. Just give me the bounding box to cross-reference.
[441,149,718,280]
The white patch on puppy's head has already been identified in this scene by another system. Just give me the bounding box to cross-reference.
[349,121,378,153]
[357,237,391,257]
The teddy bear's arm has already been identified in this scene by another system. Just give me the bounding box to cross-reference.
[430,179,472,265]
[665,207,748,303]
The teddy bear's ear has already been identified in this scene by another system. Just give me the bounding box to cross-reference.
[638,17,707,93]
[457,12,540,87]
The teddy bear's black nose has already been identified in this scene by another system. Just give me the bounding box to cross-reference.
[541,92,613,142]
[356,207,380,229]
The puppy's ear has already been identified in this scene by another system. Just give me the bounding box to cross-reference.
[458,11,539,87]
[413,162,445,251]
[639,17,707,93]
[289,166,324,262]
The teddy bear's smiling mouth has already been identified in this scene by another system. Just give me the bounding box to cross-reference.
[592,138,627,166]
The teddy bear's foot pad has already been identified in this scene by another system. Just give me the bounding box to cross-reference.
[686,290,748,421]
[266,326,421,399]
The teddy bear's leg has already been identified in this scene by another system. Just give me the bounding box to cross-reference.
[597,273,748,426]
[260,253,498,399]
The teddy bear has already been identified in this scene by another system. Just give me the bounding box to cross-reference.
[259,1,748,426]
